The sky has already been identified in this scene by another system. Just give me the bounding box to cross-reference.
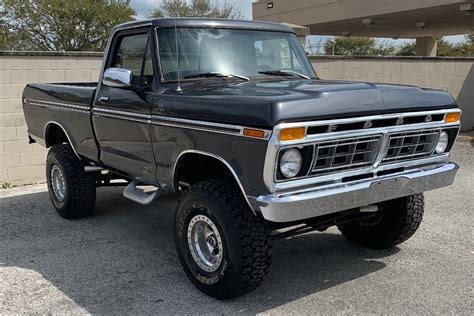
[130,0,466,54]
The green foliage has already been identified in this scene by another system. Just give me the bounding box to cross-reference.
[372,40,397,56]
[0,19,16,50]
[396,42,416,56]
[324,37,395,56]
[437,39,458,56]
[2,182,13,189]
[467,33,474,44]
[326,36,473,57]
[149,0,242,19]
[437,38,473,57]
[324,37,374,56]
[396,37,473,57]
[0,0,135,51]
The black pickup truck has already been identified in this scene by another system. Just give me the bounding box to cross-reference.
[22,18,461,299]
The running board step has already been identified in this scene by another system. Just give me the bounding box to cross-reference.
[123,180,162,205]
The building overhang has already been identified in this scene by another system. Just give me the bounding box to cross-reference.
[253,0,474,38]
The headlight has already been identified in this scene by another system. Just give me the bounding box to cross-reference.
[435,130,449,153]
[279,149,303,178]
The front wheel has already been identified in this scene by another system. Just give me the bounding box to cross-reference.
[46,144,96,219]
[338,194,425,249]
[175,180,272,299]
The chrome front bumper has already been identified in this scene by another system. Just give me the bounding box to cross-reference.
[254,163,458,223]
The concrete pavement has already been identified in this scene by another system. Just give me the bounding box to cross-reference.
[0,141,472,314]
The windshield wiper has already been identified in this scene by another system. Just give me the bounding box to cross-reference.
[258,70,311,80]
[183,72,250,81]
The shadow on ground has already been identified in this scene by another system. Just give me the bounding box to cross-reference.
[0,187,399,314]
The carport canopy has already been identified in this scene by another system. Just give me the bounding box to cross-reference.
[253,0,474,56]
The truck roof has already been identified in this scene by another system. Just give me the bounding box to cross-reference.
[113,18,294,33]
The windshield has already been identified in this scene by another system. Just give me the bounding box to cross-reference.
[157,28,316,81]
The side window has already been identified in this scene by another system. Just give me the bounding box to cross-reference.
[112,33,153,86]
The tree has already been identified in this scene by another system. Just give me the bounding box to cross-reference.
[0,0,135,51]
[324,37,374,56]
[397,37,474,57]
[148,0,242,19]
[372,39,396,56]
[324,37,395,56]
[0,19,16,50]
[457,34,474,56]
[436,38,473,57]
[396,42,416,56]
[324,36,474,57]
[436,39,459,56]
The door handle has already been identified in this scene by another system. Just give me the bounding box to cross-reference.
[98,96,109,104]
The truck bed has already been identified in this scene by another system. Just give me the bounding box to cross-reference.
[22,82,99,161]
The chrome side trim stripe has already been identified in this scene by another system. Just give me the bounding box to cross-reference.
[30,99,271,140]
[30,99,90,110]
[151,115,243,136]
[30,99,90,114]
[93,107,149,119]
[92,107,271,140]
[92,108,150,124]
[93,112,150,124]
[151,115,271,139]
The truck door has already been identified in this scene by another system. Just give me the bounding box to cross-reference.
[92,28,157,184]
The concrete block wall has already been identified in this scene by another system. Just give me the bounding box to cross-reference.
[310,56,474,131]
[0,52,103,186]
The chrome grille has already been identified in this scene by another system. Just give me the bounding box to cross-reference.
[383,129,439,163]
[311,136,381,175]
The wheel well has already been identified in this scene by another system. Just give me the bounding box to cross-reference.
[45,123,69,148]
[174,153,239,190]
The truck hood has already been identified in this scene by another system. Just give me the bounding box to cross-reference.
[164,79,457,128]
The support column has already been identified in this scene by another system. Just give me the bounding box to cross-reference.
[415,37,438,56]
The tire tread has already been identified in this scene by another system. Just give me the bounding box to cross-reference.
[338,193,424,249]
[47,144,96,219]
[176,179,272,298]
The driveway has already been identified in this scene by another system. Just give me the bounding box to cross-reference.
[0,141,472,314]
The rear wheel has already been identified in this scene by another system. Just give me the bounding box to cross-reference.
[46,144,96,219]
[338,194,424,249]
[175,180,272,299]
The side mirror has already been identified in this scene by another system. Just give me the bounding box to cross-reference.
[102,67,133,88]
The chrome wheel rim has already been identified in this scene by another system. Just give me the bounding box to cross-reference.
[50,165,66,202]
[187,214,223,272]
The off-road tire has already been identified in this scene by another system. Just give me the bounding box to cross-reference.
[46,144,96,219]
[338,194,424,249]
[175,180,273,299]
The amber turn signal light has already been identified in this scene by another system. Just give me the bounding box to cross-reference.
[445,112,460,123]
[279,127,305,141]
[243,128,266,139]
